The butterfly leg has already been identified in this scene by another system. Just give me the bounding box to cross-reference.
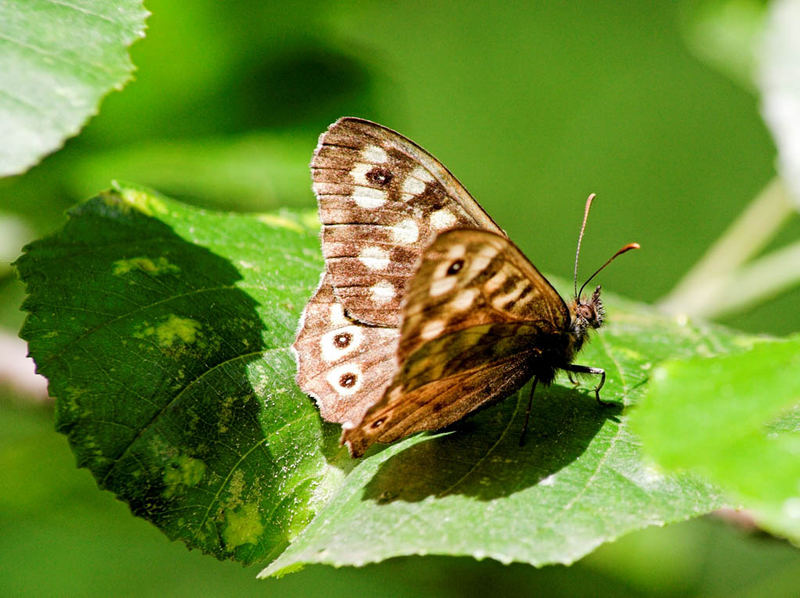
[566,371,579,385]
[519,377,539,446]
[563,364,612,406]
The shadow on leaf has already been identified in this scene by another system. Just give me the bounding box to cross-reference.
[361,383,622,502]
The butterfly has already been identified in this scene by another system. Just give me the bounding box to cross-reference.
[293,117,638,458]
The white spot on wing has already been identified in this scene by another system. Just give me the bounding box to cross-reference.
[430,276,457,296]
[320,326,364,362]
[329,303,349,327]
[362,145,388,163]
[402,177,426,197]
[358,246,390,270]
[491,279,530,309]
[447,244,466,259]
[451,288,478,311]
[468,245,500,275]
[353,187,387,209]
[476,244,501,258]
[401,167,434,200]
[421,320,445,340]
[391,218,419,244]
[485,271,508,293]
[370,280,395,303]
[350,163,373,185]
[430,208,457,230]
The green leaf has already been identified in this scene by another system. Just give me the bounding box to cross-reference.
[17,185,330,564]
[0,0,148,177]
[631,337,800,544]
[17,186,744,574]
[259,311,746,577]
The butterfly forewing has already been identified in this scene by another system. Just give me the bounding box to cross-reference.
[292,276,399,425]
[398,229,570,363]
[312,117,505,328]
[340,229,574,457]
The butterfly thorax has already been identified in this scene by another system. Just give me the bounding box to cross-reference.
[567,285,605,356]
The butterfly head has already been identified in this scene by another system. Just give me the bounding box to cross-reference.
[571,285,605,332]
[570,286,605,328]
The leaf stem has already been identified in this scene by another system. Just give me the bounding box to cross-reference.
[709,239,800,318]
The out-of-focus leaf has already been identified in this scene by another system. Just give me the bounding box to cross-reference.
[632,336,800,544]
[0,213,33,275]
[65,133,312,211]
[0,0,148,176]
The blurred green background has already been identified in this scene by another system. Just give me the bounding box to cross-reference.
[2,0,800,595]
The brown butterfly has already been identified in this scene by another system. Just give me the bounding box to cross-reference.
[293,117,638,457]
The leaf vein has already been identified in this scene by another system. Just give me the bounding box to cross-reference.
[98,347,286,486]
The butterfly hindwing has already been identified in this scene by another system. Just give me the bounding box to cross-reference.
[292,275,399,425]
[312,117,505,328]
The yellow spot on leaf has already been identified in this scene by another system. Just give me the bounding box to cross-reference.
[227,470,246,507]
[256,213,304,233]
[137,315,201,348]
[218,396,237,434]
[163,455,207,498]
[113,256,180,276]
[117,187,168,216]
[62,386,88,413]
[224,502,264,548]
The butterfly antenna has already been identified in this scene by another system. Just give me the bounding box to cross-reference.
[577,242,641,299]
[573,193,597,299]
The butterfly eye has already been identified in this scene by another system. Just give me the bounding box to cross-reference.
[446,259,465,276]
[371,417,386,429]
